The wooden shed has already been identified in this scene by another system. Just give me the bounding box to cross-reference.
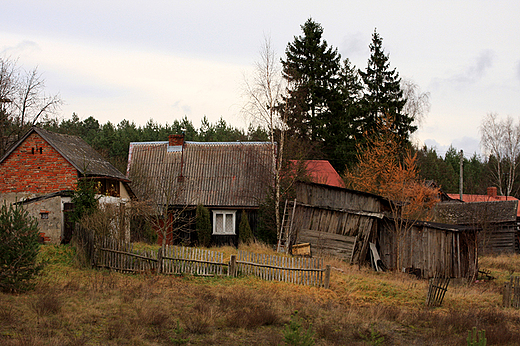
[377,219,478,279]
[291,181,479,279]
[433,200,518,254]
[291,181,388,264]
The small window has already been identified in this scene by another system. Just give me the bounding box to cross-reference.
[40,212,49,219]
[212,210,236,235]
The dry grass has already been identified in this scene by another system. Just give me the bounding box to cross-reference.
[2,244,520,345]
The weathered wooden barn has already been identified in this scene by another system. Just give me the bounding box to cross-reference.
[433,199,519,254]
[126,134,273,246]
[377,219,478,279]
[291,181,478,279]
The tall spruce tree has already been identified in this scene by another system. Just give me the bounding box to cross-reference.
[281,18,362,172]
[281,18,342,142]
[359,29,415,141]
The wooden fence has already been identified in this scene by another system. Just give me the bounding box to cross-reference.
[426,276,450,307]
[94,238,226,276]
[160,245,225,276]
[503,276,520,308]
[73,226,329,287]
[235,250,330,288]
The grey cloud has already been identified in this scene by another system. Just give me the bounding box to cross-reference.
[453,49,495,84]
[340,32,367,59]
[423,137,480,158]
[172,100,192,115]
[1,40,41,57]
[516,61,520,82]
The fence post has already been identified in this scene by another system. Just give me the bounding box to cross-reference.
[323,265,331,289]
[229,255,236,277]
[157,247,163,274]
[503,281,512,308]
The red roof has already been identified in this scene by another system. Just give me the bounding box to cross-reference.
[447,188,520,217]
[290,160,345,188]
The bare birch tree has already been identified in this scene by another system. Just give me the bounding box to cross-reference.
[401,78,430,130]
[0,57,62,156]
[242,36,287,245]
[480,112,520,196]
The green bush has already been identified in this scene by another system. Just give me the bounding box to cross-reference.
[283,311,315,346]
[239,210,254,245]
[71,178,98,223]
[0,203,43,293]
[196,204,211,247]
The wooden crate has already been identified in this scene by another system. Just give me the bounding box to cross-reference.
[292,243,311,257]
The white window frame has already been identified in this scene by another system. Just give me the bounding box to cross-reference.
[212,210,236,235]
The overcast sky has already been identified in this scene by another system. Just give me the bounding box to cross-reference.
[2,1,519,157]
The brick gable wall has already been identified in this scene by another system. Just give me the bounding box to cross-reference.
[0,132,78,193]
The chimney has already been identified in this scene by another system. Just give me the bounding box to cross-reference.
[169,134,184,147]
[487,187,497,198]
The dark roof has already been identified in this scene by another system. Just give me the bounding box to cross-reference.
[1,127,128,181]
[127,141,274,207]
[433,200,518,225]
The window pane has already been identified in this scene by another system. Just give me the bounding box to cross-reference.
[215,214,224,234]
[225,214,233,234]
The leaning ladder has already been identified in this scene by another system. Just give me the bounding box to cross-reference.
[277,199,296,253]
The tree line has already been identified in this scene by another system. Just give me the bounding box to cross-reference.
[2,18,518,199]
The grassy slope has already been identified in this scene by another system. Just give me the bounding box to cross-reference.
[1,244,520,345]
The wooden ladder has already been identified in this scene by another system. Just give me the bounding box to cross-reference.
[277,199,296,253]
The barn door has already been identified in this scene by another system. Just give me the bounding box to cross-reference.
[62,203,74,244]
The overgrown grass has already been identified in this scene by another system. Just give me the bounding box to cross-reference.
[1,244,520,345]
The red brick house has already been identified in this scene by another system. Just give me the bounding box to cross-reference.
[0,127,132,244]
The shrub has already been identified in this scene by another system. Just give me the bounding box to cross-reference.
[283,311,315,346]
[196,204,211,247]
[239,210,254,244]
[0,203,43,293]
[71,178,98,223]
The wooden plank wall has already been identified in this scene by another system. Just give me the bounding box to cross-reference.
[295,183,382,212]
[292,204,375,264]
[377,222,477,279]
[298,229,357,263]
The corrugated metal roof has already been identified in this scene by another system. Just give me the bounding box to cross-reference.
[127,141,274,208]
[0,127,128,181]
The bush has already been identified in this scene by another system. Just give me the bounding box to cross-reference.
[0,203,43,293]
[196,204,211,247]
[239,210,254,244]
[71,178,98,223]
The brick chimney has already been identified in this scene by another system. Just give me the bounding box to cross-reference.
[487,187,497,198]
[169,134,184,147]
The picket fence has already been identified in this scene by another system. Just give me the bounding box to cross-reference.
[74,228,329,288]
[235,250,330,288]
[503,276,520,308]
[94,238,226,276]
[425,275,450,307]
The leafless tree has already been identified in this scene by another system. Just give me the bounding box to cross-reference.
[0,57,62,156]
[128,151,195,248]
[480,112,520,196]
[401,78,430,129]
[242,36,288,247]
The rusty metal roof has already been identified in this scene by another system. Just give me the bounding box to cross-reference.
[127,141,274,208]
[1,127,128,181]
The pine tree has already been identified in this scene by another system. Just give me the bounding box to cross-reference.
[281,18,342,142]
[281,18,362,172]
[359,29,415,142]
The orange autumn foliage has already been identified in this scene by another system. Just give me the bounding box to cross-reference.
[344,123,439,222]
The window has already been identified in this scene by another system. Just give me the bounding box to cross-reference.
[40,212,49,219]
[212,210,236,235]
